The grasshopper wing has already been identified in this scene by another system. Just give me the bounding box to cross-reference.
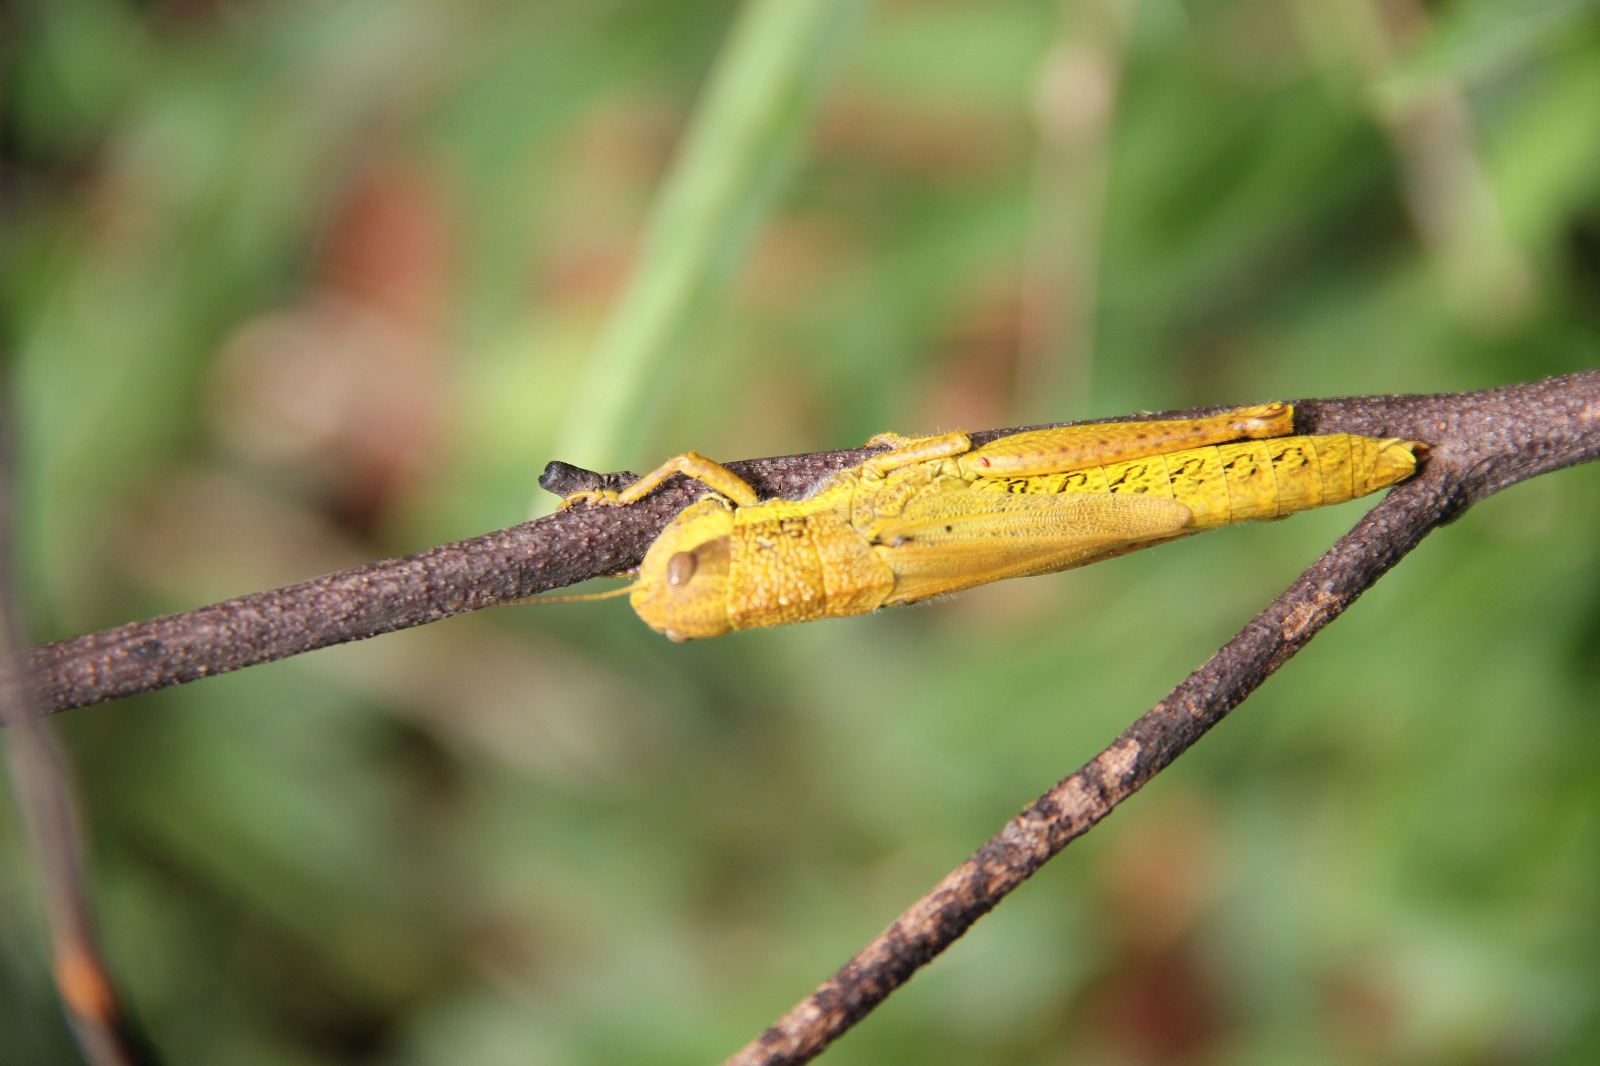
[869,487,1192,606]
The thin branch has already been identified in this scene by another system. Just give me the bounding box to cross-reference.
[1,439,158,1063]
[21,371,1600,717]
[719,369,1600,1065]
[0,715,157,1065]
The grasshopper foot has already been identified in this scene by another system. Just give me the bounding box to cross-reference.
[559,489,623,510]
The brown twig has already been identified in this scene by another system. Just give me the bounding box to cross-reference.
[22,372,1600,714]
[719,370,1600,1064]
[1,441,158,1064]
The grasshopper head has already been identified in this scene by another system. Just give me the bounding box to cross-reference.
[630,497,735,641]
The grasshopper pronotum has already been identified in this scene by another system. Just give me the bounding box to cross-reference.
[560,404,1420,641]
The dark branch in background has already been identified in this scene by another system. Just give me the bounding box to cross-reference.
[0,435,159,1063]
[20,371,1600,714]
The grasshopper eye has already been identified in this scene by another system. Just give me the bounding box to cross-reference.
[666,551,697,590]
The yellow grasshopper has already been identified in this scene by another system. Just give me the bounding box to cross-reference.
[560,404,1419,641]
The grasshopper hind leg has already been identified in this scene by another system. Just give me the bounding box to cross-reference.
[955,403,1296,478]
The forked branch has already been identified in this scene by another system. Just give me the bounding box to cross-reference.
[720,370,1600,1064]
[722,451,1445,1065]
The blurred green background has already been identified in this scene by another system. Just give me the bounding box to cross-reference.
[5,0,1600,1063]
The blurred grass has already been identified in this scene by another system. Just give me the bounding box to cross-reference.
[4,1,1600,1064]
[554,0,863,473]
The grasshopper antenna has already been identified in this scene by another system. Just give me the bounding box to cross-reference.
[512,578,638,606]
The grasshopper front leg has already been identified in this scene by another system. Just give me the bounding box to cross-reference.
[560,451,761,509]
